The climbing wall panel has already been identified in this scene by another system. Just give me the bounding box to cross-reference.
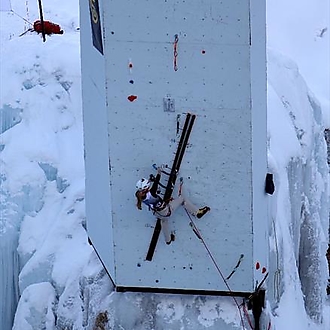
[81,0,268,295]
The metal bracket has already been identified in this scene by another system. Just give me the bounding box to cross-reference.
[163,96,175,112]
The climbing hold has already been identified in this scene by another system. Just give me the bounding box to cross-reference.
[127,95,137,102]
[255,262,260,270]
[201,49,206,54]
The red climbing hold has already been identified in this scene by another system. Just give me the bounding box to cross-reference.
[127,95,137,102]
[255,262,260,270]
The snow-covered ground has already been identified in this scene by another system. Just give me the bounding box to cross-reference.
[0,0,329,330]
[267,0,330,127]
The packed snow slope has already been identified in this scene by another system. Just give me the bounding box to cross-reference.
[0,0,329,330]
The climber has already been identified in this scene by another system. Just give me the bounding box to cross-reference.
[135,168,210,245]
[33,19,64,35]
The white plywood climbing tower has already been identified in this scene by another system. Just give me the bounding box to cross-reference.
[80,0,268,295]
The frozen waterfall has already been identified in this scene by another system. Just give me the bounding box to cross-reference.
[0,199,20,330]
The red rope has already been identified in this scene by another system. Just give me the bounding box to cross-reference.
[267,320,272,330]
[242,302,255,330]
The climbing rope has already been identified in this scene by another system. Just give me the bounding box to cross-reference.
[242,301,254,330]
[173,34,179,71]
[10,9,33,26]
[184,209,247,330]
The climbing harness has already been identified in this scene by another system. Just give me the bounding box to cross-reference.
[153,206,171,218]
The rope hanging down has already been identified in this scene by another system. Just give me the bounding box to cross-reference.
[184,209,247,330]
[10,9,33,26]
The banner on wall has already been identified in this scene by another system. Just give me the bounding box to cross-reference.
[89,0,103,54]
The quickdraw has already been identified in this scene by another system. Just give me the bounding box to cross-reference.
[153,205,171,218]
[226,253,245,280]
[173,34,179,71]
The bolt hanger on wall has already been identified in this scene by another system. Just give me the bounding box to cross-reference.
[128,59,133,73]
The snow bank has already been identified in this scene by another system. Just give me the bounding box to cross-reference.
[0,0,329,330]
[267,48,329,327]
[12,282,56,330]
